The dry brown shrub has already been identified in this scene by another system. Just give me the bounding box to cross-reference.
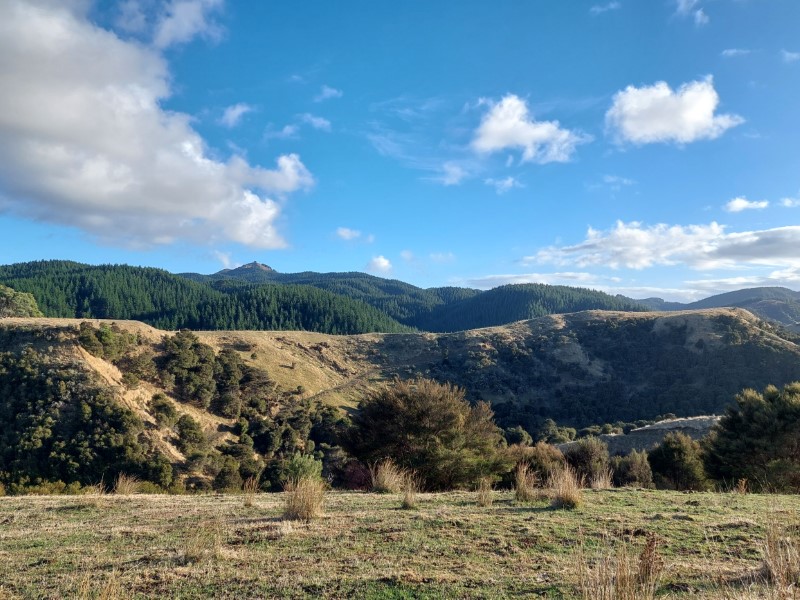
[578,533,664,600]
[113,473,140,495]
[401,473,420,510]
[550,465,583,510]
[591,467,614,490]
[476,477,493,507]
[283,476,325,521]
[515,463,539,502]
[243,476,259,508]
[182,517,223,564]
[370,459,407,494]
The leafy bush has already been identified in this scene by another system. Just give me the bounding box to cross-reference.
[564,437,610,485]
[649,432,709,491]
[175,415,207,455]
[150,393,179,428]
[347,378,512,490]
[611,450,654,488]
[704,382,800,492]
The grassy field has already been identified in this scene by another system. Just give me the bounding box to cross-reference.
[0,488,798,599]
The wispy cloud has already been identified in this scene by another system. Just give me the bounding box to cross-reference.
[675,0,709,26]
[721,48,751,58]
[782,50,800,64]
[589,2,621,15]
[314,85,343,102]
[153,0,225,49]
[485,176,523,194]
[606,76,744,145]
[299,113,331,131]
[220,103,254,128]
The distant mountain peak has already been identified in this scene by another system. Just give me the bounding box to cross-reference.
[217,261,276,275]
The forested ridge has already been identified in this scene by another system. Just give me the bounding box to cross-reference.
[0,261,409,334]
[0,259,650,334]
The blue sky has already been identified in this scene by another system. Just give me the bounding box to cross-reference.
[1,0,799,300]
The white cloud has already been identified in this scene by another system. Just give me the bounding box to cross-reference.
[400,250,414,262]
[782,50,800,64]
[606,77,744,145]
[485,176,523,195]
[299,113,331,131]
[314,85,343,102]
[721,48,751,58]
[589,2,621,15]
[153,0,224,49]
[693,8,709,26]
[366,255,392,274]
[435,162,469,186]
[725,197,769,212]
[675,0,708,26]
[213,250,234,269]
[336,227,361,241]
[472,95,591,163]
[782,197,800,208]
[264,124,299,140]
[220,103,254,128]
[0,1,313,250]
[430,252,456,264]
[533,221,800,271]
[466,272,605,289]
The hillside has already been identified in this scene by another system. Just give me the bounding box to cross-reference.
[637,287,800,331]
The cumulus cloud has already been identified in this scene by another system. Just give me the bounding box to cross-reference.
[220,103,253,128]
[782,50,800,64]
[153,0,224,49]
[115,0,149,34]
[782,197,800,208]
[589,2,621,15]
[366,255,392,274]
[533,221,800,270]
[0,1,313,249]
[336,227,361,241]
[725,197,769,212]
[314,85,343,102]
[485,177,523,195]
[606,77,744,144]
[299,113,331,131]
[721,48,751,58]
[472,95,591,163]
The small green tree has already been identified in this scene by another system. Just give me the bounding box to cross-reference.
[649,432,708,491]
[346,378,511,490]
[564,437,609,483]
[704,382,800,492]
[611,450,654,488]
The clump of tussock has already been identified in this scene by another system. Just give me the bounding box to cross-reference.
[75,569,122,600]
[591,468,614,490]
[182,517,223,564]
[578,533,664,600]
[762,519,800,591]
[550,465,583,510]
[243,476,259,508]
[283,476,325,521]
[370,459,407,494]
[735,478,749,495]
[113,473,139,495]
[400,472,420,510]
[514,463,539,503]
[476,477,494,507]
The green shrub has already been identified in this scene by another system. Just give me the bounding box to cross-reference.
[564,437,610,485]
[213,457,244,491]
[175,414,207,455]
[611,450,654,488]
[649,432,709,491]
[150,393,179,428]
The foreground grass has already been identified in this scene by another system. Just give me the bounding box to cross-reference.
[0,489,797,598]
